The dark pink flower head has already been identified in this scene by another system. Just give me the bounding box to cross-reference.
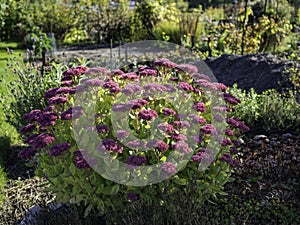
[221,138,232,146]
[160,162,177,176]
[230,146,238,154]
[173,121,191,130]
[219,153,238,166]
[48,96,68,105]
[116,130,129,140]
[146,140,169,152]
[110,69,124,76]
[170,133,187,142]
[153,58,177,68]
[120,72,139,81]
[126,156,147,166]
[20,124,36,135]
[61,80,74,87]
[139,66,158,76]
[82,78,104,87]
[112,103,131,112]
[192,73,211,82]
[24,134,39,145]
[122,84,143,95]
[63,66,87,79]
[96,125,109,134]
[55,87,72,95]
[84,67,109,77]
[139,109,158,120]
[176,64,198,74]
[172,141,191,154]
[70,85,88,94]
[103,81,121,93]
[226,118,240,127]
[127,98,149,110]
[223,93,241,105]
[61,106,83,120]
[43,105,55,112]
[49,142,71,156]
[18,147,37,158]
[143,83,167,93]
[215,83,227,92]
[213,113,224,123]
[127,192,138,201]
[157,123,174,134]
[44,87,59,99]
[212,106,230,113]
[163,84,176,92]
[188,114,207,124]
[102,139,123,153]
[23,110,42,122]
[33,133,55,148]
[194,102,206,112]
[125,139,145,149]
[225,128,234,136]
[177,82,194,92]
[73,150,90,169]
[191,149,212,163]
[162,107,176,116]
[193,134,203,144]
[200,124,217,134]
[38,112,58,127]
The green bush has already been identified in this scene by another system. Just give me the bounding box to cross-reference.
[228,84,300,133]
[0,51,64,131]
[153,21,181,44]
[20,59,248,217]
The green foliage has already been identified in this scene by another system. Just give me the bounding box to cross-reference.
[153,21,181,44]
[0,51,64,130]
[228,84,300,133]
[26,33,53,57]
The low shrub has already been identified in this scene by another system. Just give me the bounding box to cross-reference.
[0,51,66,130]
[228,84,300,134]
[19,58,248,218]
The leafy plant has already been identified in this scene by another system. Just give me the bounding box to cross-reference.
[0,51,64,130]
[19,58,249,218]
[228,84,300,133]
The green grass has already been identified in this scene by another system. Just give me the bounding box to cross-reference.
[0,42,23,163]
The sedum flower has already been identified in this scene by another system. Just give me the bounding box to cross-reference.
[153,58,177,68]
[18,147,37,158]
[160,162,177,176]
[194,102,206,112]
[61,106,83,120]
[23,110,42,122]
[176,64,198,74]
[33,133,55,148]
[139,109,158,120]
[73,150,90,169]
[20,124,36,135]
[48,96,68,105]
[162,107,176,116]
[49,142,71,156]
[125,156,147,166]
[102,139,123,153]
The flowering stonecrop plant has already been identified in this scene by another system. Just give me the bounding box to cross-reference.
[19,59,249,216]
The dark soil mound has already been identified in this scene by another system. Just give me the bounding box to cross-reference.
[205,53,298,93]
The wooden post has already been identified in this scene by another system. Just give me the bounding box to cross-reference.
[191,35,195,49]
[41,47,46,76]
